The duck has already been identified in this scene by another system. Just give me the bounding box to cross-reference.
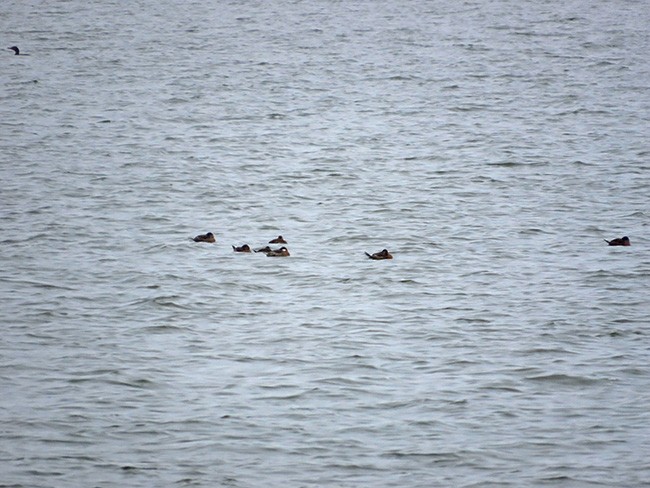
[365,249,393,260]
[254,245,272,253]
[269,235,287,244]
[266,246,290,257]
[232,244,252,252]
[8,46,28,56]
[604,236,630,246]
[193,232,215,243]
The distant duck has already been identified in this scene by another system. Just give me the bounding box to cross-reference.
[269,235,287,244]
[254,246,272,253]
[365,249,393,260]
[604,236,630,246]
[193,232,215,243]
[266,246,290,257]
[232,244,252,252]
[8,46,28,56]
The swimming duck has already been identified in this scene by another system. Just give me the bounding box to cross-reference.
[266,246,290,257]
[604,236,630,246]
[269,235,287,244]
[193,232,215,243]
[8,46,28,56]
[232,244,252,252]
[365,249,393,260]
[254,245,272,253]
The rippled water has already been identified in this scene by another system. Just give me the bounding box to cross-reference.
[2,0,650,486]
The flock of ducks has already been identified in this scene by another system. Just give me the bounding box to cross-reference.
[194,232,631,258]
[193,233,394,259]
[192,233,293,258]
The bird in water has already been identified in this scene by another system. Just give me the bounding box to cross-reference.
[604,236,630,246]
[193,232,215,243]
[232,244,252,252]
[365,249,393,260]
[269,235,287,244]
[266,246,290,257]
[8,46,29,56]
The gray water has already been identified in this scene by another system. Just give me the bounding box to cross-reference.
[2,0,650,486]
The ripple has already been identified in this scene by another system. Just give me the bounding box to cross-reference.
[525,374,607,386]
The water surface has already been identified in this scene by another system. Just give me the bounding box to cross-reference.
[2,0,649,486]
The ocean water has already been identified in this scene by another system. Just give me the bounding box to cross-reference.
[1,0,649,486]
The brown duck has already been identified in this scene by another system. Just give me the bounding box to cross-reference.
[232,244,252,252]
[266,246,290,257]
[193,232,215,243]
[365,249,393,260]
[604,236,630,246]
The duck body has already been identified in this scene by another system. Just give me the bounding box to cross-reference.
[605,236,630,246]
[193,232,215,243]
[365,249,393,260]
[232,244,251,252]
[254,246,272,253]
[266,246,290,257]
[269,235,287,244]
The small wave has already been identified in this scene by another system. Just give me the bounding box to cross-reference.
[122,295,190,310]
[479,385,522,393]
[140,324,187,333]
[258,388,318,401]
[1,278,77,291]
[518,227,554,235]
[119,465,158,472]
[1,232,48,242]
[106,377,157,389]
[522,341,577,352]
[382,450,462,462]
[152,297,191,310]
[526,373,604,385]
[538,475,580,483]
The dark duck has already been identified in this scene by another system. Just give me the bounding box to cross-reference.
[8,46,29,56]
[604,236,630,246]
[232,244,252,252]
[365,249,393,260]
[193,232,215,243]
